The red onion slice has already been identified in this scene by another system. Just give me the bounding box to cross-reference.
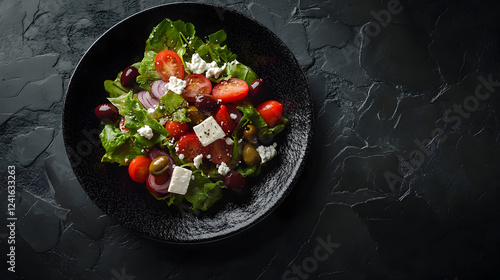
[146,169,172,194]
[137,90,160,110]
[150,80,168,99]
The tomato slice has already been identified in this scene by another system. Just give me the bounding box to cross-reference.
[212,78,249,103]
[176,133,208,161]
[155,50,185,81]
[165,120,189,140]
[182,74,213,102]
[214,105,236,136]
[256,100,283,127]
[208,139,233,165]
[128,156,152,183]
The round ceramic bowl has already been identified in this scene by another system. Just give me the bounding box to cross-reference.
[63,2,313,243]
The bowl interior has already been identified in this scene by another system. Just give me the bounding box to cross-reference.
[63,3,312,243]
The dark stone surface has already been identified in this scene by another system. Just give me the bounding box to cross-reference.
[1,0,500,279]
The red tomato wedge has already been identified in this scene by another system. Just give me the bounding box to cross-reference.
[214,105,236,136]
[164,120,189,140]
[182,74,213,102]
[128,156,152,183]
[256,100,283,127]
[176,133,208,161]
[208,139,233,165]
[155,50,185,81]
[212,78,248,103]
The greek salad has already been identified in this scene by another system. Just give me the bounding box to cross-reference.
[94,18,287,211]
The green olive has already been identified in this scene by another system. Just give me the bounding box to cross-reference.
[243,124,258,144]
[242,143,261,167]
[149,156,170,176]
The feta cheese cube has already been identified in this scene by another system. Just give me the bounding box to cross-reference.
[168,166,192,195]
[193,116,226,146]
[137,125,154,140]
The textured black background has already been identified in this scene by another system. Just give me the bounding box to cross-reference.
[1,0,500,279]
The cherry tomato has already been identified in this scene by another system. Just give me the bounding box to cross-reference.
[212,78,249,103]
[256,100,283,127]
[182,74,212,102]
[214,105,236,136]
[128,156,152,183]
[164,120,189,140]
[176,133,208,161]
[208,139,232,165]
[155,50,185,81]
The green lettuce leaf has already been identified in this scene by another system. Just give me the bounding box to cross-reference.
[104,72,129,97]
[184,170,224,211]
[136,50,161,88]
[236,103,268,130]
[108,92,169,148]
[224,62,258,86]
[146,19,185,53]
[157,91,190,123]
[237,164,262,177]
[99,124,144,166]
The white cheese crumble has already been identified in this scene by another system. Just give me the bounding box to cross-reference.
[168,138,176,146]
[147,108,156,117]
[158,117,168,126]
[137,125,154,140]
[205,61,226,79]
[186,53,208,74]
[256,143,278,163]
[218,162,231,176]
[193,116,226,146]
[165,76,186,95]
[178,154,185,160]
[225,137,234,145]
[230,113,238,120]
[168,166,192,195]
[193,154,204,169]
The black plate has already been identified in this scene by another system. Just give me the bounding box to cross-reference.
[62,3,313,243]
